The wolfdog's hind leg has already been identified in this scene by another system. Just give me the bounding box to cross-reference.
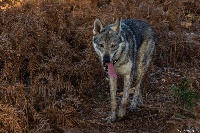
[130,39,155,111]
[130,77,143,111]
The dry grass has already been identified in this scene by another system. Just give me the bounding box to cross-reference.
[0,0,199,132]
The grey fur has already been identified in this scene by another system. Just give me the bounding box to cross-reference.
[92,18,155,122]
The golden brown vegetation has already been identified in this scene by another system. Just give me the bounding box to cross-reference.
[0,0,199,132]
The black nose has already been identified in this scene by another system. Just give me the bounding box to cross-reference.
[103,55,110,64]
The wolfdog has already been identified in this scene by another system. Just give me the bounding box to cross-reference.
[92,18,155,122]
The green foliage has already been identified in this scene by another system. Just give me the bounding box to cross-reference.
[170,77,200,109]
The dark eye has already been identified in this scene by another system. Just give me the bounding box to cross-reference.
[98,44,104,48]
[110,44,116,48]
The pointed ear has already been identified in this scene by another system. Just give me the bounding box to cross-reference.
[110,17,121,33]
[93,19,103,36]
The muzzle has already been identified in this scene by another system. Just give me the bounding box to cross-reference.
[103,55,111,65]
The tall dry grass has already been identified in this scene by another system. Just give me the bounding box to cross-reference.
[0,0,199,132]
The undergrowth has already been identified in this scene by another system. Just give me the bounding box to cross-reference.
[171,77,200,110]
[167,78,200,132]
[0,0,199,132]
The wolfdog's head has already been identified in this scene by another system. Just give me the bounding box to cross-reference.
[92,18,125,66]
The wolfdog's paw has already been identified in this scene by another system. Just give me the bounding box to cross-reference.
[129,104,137,112]
[129,98,138,112]
[102,116,116,123]
[137,95,144,106]
[138,98,144,106]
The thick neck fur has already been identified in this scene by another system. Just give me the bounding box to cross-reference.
[113,24,137,67]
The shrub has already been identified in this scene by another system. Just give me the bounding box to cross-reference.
[170,77,200,110]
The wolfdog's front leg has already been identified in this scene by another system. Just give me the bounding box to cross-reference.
[118,74,131,118]
[108,77,117,122]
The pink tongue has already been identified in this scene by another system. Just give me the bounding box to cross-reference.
[106,62,117,78]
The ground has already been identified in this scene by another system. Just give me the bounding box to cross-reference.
[0,0,199,132]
